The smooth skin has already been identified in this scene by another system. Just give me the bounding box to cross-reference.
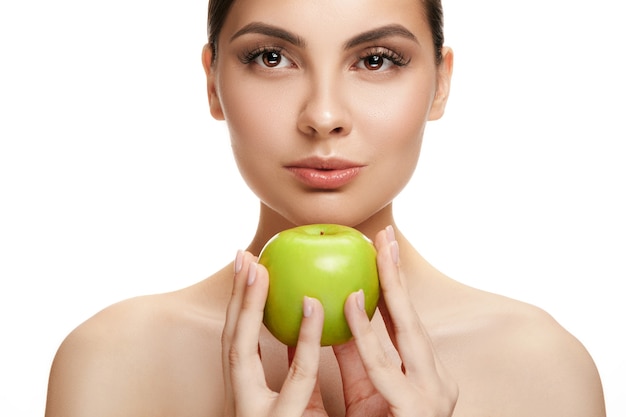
[45,0,606,416]
[223,227,457,417]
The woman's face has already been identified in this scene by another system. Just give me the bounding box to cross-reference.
[204,0,452,227]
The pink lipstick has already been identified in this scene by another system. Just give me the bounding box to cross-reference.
[285,157,364,190]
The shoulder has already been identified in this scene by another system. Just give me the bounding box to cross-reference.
[498,299,605,416]
[441,287,605,416]
[45,270,232,417]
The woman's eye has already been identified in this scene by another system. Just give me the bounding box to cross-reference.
[361,54,389,71]
[254,51,293,69]
[355,50,409,71]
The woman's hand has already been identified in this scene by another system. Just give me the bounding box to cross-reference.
[334,226,459,417]
[222,250,328,417]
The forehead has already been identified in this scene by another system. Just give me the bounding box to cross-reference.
[220,0,431,47]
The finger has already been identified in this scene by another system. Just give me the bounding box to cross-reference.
[230,262,269,373]
[222,250,256,414]
[347,291,458,416]
[333,340,367,389]
[333,339,381,407]
[374,226,438,379]
[288,346,326,414]
[223,250,256,345]
[343,290,409,401]
[226,262,274,417]
[376,292,396,347]
[275,296,325,415]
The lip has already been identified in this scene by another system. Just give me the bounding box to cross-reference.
[285,157,365,190]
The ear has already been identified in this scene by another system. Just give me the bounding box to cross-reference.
[202,44,225,121]
[428,47,454,121]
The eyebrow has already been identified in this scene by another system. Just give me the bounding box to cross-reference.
[230,22,418,50]
[230,22,306,47]
[343,24,419,49]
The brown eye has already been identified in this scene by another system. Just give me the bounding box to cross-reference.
[356,48,408,71]
[247,49,293,69]
[364,55,384,70]
[262,51,282,67]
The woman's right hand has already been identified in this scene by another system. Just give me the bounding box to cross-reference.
[334,226,459,417]
[221,250,328,417]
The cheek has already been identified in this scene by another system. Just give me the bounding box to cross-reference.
[357,78,432,196]
[219,73,298,149]
[359,78,432,157]
[357,69,435,131]
[217,75,297,201]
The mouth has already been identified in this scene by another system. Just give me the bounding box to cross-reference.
[285,157,365,190]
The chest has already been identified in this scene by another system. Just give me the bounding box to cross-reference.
[257,318,508,417]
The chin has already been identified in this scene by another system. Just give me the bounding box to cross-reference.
[280,203,388,232]
[261,187,395,231]
[279,209,352,228]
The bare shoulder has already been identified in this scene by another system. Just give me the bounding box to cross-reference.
[437,284,606,417]
[45,265,233,417]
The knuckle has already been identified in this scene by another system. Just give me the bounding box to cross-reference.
[227,344,242,369]
[366,349,396,376]
[287,358,315,384]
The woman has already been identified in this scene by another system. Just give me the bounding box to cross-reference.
[45,0,606,415]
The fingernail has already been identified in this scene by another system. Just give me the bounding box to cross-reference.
[390,240,400,266]
[356,289,365,312]
[234,250,243,274]
[247,262,257,286]
[303,296,314,318]
[385,225,396,243]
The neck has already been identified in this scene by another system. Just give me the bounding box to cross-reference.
[245,202,399,255]
[244,201,447,315]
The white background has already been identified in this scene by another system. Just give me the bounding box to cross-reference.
[1,0,624,415]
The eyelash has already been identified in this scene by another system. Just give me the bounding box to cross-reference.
[238,45,411,69]
[357,47,411,68]
[239,46,287,65]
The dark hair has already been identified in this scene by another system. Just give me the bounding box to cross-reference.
[207,0,234,63]
[423,0,444,64]
[207,0,444,64]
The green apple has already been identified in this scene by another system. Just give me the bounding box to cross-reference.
[258,224,379,346]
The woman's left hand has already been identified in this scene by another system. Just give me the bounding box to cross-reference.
[222,251,328,417]
[333,226,459,417]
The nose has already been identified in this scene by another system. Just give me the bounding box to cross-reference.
[296,73,352,139]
